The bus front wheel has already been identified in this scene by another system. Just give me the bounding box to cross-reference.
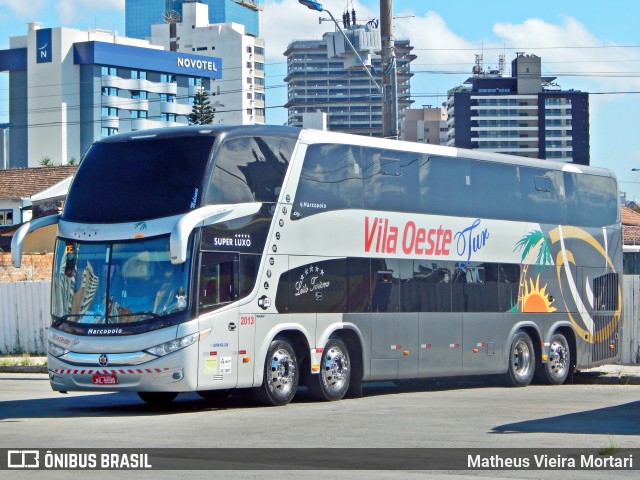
[505,331,535,387]
[253,339,299,406]
[307,338,351,401]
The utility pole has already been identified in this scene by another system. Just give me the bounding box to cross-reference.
[380,0,398,138]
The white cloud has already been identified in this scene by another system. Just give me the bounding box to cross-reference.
[493,16,640,92]
[55,0,124,25]
[261,0,377,62]
[0,0,48,18]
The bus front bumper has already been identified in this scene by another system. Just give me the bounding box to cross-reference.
[47,347,198,393]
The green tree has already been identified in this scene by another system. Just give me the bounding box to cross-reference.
[188,81,215,125]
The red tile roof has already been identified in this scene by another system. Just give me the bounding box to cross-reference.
[621,206,640,245]
[622,205,640,226]
[0,166,77,198]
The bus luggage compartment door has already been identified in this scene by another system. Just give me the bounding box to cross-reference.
[370,313,419,380]
[418,313,462,377]
[197,307,239,390]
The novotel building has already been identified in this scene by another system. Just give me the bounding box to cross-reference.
[0,22,237,168]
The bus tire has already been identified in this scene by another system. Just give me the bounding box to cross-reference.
[252,339,299,406]
[505,331,535,387]
[536,333,571,385]
[307,338,351,401]
[137,391,178,404]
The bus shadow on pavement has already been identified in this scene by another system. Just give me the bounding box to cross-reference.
[491,401,640,436]
[0,390,270,419]
[0,376,494,419]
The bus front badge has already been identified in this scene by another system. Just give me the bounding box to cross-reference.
[98,354,109,367]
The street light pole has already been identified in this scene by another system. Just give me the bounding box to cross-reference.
[298,0,382,96]
[298,0,399,138]
[380,0,398,139]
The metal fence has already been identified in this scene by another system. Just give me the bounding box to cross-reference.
[622,276,640,364]
[0,281,50,354]
[1,278,639,363]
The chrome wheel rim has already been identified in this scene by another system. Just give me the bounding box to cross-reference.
[268,348,296,397]
[323,346,349,391]
[512,339,531,379]
[548,339,568,378]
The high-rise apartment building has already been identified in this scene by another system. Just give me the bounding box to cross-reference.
[284,26,415,137]
[151,1,265,125]
[125,0,261,40]
[446,53,589,164]
[0,23,222,168]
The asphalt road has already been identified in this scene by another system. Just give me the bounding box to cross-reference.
[1,373,639,479]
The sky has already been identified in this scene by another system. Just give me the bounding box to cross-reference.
[0,0,639,200]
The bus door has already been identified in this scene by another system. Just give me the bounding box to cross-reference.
[196,251,240,390]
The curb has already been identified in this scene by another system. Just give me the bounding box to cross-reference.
[0,365,48,374]
[573,371,640,386]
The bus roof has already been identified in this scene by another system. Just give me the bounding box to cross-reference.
[96,124,614,180]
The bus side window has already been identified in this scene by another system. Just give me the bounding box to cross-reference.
[198,252,239,312]
[420,156,472,217]
[565,172,618,227]
[363,149,420,212]
[292,143,363,219]
[520,168,563,225]
[206,136,294,205]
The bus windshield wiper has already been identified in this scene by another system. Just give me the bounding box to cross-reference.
[108,311,161,322]
[57,313,104,323]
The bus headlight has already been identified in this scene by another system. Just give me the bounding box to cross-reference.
[48,341,67,358]
[144,332,200,357]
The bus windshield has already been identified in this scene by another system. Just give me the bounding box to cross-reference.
[62,134,216,223]
[52,236,190,325]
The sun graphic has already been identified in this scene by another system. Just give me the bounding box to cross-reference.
[520,275,557,313]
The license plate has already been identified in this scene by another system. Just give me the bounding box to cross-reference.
[92,374,118,385]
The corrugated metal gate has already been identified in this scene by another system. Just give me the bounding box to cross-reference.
[0,281,50,354]
[622,276,640,364]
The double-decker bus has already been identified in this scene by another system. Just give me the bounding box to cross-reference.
[12,125,622,406]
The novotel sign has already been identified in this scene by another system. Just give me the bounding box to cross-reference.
[73,42,222,79]
[177,57,218,72]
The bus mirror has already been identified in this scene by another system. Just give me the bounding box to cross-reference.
[170,204,262,264]
[11,214,61,268]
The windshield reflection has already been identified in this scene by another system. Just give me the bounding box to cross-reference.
[52,236,190,324]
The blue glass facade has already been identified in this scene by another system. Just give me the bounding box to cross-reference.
[125,0,260,40]
[125,0,166,40]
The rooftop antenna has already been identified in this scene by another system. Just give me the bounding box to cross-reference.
[163,9,181,23]
[473,53,483,75]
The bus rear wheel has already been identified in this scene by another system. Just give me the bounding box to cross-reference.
[253,339,299,406]
[308,338,351,401]
[536,333,571,385]
[505,331,535,387]
[137,391,178,404]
